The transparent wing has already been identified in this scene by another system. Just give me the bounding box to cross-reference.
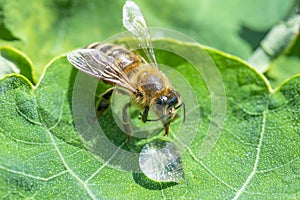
[67,48,136,93]
[123,0,158,68]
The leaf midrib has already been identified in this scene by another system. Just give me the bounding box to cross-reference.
[233,111,266,199]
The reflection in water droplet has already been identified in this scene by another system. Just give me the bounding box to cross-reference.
[139,140,184,182]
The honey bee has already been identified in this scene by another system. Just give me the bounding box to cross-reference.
[67,0,185,142]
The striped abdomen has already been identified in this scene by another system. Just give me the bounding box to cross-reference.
[87,43,145,76]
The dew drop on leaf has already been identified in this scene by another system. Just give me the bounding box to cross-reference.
[139,140,184,183]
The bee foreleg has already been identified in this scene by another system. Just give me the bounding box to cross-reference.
[141,106,150,123]
[164,122,170,137]
[122,102,132,144]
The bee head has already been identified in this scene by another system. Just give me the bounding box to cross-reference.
[153,90,184,122]
[155,90,180,109]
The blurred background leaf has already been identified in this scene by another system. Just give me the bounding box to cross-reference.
[0,0,299,84]
[266,38,300,88]
[0,46,35,83]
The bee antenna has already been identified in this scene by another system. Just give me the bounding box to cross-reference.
[146,115,167,122]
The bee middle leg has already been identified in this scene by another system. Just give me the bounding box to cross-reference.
[96,87,130,116]
[141,106,150,123]
[96,88,114,115]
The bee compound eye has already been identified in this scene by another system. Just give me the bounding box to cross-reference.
[155,98,162,105]
[156,96,167,105]
[167,96,179,108]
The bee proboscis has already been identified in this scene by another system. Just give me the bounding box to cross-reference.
[67,0,185,143]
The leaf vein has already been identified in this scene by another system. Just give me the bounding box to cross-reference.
[233,111,266,199]
[257,156,300,174]
[0,165,68,181]
[47,129,97,200]
[85,142,125,183]
[178,138,237,191]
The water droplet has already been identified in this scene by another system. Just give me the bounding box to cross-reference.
[139,140,184,182]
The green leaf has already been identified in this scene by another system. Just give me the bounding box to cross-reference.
[1,39,300,199]
[0,0,297,79]
[264,31,300,88]
[139,0,297,59]
[0,0,125,78]
[0,46,35,84]
[266,55,300,88]
[247,3,300,86]
[248,14,300,73]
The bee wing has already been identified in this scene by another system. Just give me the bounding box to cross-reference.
[67,48,136,93]
[123,0,158,68]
